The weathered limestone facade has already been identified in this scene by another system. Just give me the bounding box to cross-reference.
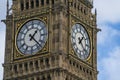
[3,0,98,80]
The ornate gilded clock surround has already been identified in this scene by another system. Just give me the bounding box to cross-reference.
[69,19,93,64]
[14,18,49,60]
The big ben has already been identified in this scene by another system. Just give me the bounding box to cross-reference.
[2,0,99,80]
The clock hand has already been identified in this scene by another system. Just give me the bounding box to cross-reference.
[81,41,84,50]
[81,41,88,54]
[29,34,41,47]
[30,30,37,41]
[78,37,84,44]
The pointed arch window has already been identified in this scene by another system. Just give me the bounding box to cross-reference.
[26,1,29,9]
[24,63,28,71]
[19,64,22,70]
[42,76,45,80]
[46,0,49,4]
[35,60,39,69]
[31,0,34,8]
[36,0,39,7]
[41,0,44,6]
[71,2,73,6]
[74,3,76,8]
[45,58,49,67]
[52,0,54,5]
[14,65,17,73]
[66,77,68,80]
[21,1,24,11]
[37,77,40,80]
[47,75,51,80]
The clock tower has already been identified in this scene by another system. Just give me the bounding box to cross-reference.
[2,0,99,80]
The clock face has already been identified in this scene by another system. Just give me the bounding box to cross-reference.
[71,23,90,60]
[16,20,48,55]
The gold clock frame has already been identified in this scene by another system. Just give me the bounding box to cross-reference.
[70,21,93,62]
[14,18,49,59]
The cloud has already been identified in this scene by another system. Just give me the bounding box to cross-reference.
[97,24,120,45]
[95,1,120,79]
[94,0,120,23]
[98,46,120,80]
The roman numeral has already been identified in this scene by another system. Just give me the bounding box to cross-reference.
[41,33,47,36]
[19,43,25,49]
[39,40,45,43]
[20,31,26,35]
[86,44,90,48]
[39,26,45,31]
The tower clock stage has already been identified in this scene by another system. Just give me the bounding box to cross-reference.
[71,23,91,60]
[2,0,98,80]
[16,19,48,55]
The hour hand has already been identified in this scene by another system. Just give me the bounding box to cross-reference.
[78,37,84,44]
[29,34,41,46]
[30,30,37,41]
[29,34,34,41]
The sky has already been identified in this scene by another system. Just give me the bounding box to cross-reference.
[0,0,120,80]
[94,0,120,80]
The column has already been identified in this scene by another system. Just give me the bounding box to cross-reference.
[38,59,41,71]
[23,63,25,75]
[29,0,31,9]
[39,0,41,7]
[28,62,30,73]
[33,60,35,72]
[24,0,26,10]
[34,0,36,8]
[44,0,46,6]
[16,64,19,76]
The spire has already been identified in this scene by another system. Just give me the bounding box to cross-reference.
[95,8,97,16]
[7,0,9,16]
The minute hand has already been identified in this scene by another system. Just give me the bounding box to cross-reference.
[30,30,37,41]
[29,34,41,46]
[78,37,84,44]
[81,42,88,53]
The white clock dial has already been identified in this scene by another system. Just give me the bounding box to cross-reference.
[71,23,90,60]
[16,20,48,55]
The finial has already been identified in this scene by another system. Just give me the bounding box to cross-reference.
[95,8,97,16]
[7,0,9,15]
